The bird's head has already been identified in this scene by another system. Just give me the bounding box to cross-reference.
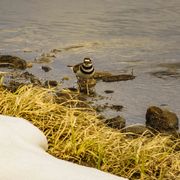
[83,58,92,66]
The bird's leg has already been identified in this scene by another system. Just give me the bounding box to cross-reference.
[77,78,81,94]
[77,81,80,94]
[86,79,89,95]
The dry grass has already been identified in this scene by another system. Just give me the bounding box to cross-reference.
[0,85,179,180]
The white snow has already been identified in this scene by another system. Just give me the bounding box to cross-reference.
[0,115,127,180]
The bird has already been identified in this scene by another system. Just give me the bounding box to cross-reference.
[67,58,96,94]
[71,57,95,79]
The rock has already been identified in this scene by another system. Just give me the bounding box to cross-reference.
[102,74,135,82]
[0,55,27,69]
[7,81,23,92]
[20,71,41,85]
[55,91,74,104]
[44,80,58,87]
[94,71,112,80]
[67,87,78,92]
[94,106,105,112]
[104,116,126,130]
[146,106,179,133]
[110,105,123,111]
[42,66,52,72]
[94,104,123,113]
[0,115,127,180]
[122,124,149,135]
[104,90,114,94]
[94,71,135,82]
[1,71,42,92]
[55,90,90,108]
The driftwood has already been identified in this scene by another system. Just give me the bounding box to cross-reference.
[102,74,135,82]
[94,71,135,82]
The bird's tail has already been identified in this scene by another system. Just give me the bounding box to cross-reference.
[67,65,74,71]
[67,65,73,67]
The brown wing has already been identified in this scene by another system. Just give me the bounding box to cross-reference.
[72,63,82,73]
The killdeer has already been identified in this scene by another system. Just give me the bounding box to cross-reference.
[71,58,95,79]
[68,58,96,94]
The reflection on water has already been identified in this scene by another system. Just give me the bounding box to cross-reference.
[0,0,180,126]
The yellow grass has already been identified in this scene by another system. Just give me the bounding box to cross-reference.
[0,85,179,180]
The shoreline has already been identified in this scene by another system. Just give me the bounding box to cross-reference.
[0,54,179,133]
[0,84,179,179]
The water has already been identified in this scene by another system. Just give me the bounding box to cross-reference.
[0,0,180,126]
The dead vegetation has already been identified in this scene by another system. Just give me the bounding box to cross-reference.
[0,84,179,180]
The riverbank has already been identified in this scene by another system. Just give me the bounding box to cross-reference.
[0,84,179,179]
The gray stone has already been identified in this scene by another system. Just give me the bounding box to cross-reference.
[104,116,126,129]
[122,124,149,135]
[42,66,52,72]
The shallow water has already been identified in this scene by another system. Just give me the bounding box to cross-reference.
[0,0,180,126]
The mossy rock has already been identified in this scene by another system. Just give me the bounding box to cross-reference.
[104,116,126,130]
[146,106,179,133]
[122,124,149,135]
[0,55,27,69]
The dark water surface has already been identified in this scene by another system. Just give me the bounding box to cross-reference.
[0,0,180,126]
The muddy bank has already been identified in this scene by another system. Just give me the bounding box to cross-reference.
[0,55,179,136]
